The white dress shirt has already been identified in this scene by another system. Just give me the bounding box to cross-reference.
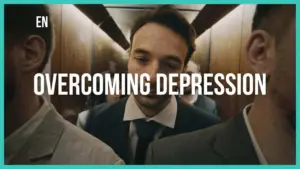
[123,95,177,162]
[77,110,89,129]
[5,98,51,164]
[242,104,268,164]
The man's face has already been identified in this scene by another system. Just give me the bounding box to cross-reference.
[128,23,188,108]
[5,35,47,103]
[183,61,199,94]
[246,7,295,119]
[106,94,121,103]
[272,18,295,114]
[5,39,21,102]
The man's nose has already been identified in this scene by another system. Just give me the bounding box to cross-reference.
[148,62,160,84]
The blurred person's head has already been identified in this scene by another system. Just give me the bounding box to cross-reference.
[88,72,127,107]
[105,72,128,103]
[5,5,53,102]
[106,93,121,103]
[128,5,196,115]
[88,72,110,108]
[106,90,122,103]
[183,60,200,95]
[106,75,122,103]
[246,5,295,124]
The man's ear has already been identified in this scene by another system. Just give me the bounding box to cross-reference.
[245,30,276,75]
[21,35,46,72]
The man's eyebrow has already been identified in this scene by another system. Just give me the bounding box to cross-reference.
[165,55,182,64]
[133,48,150,55]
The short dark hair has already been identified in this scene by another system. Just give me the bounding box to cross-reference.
[130,5,196,65]
[5,5,53,72]
[252,5,281,31]
[252,5,294,40]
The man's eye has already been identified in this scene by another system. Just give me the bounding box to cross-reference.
[166,63,180,70]
[135,57,148,64]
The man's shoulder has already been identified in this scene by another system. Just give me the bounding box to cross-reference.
[178,101,220,124]
[90,102,115,116]
[54,119,123,164]
[84,98,128,133]
[147,122,226,164]
[90,97,128,118]
[147,113,257,164]
[202,95,217,106]
[195,95,217,109]
[153,121,223,149]
[190,95,219,116]
[22,107,124,164]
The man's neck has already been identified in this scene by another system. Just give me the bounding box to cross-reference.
[5,88,42,138]
[137,97,171,118]
[248,95,295,164]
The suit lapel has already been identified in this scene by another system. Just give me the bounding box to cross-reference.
[109,120,130,164]
[212,112,260,164]
[100,97,131,163]
[10,109,65,164]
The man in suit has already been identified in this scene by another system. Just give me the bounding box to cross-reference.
[145,5,296,164]
[84,5,220,164]
[77,71,127,128]
[180,61,219,117]
[4,5,123,164]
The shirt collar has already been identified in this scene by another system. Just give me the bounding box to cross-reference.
[242,104,268,164]
[123,95,177,129]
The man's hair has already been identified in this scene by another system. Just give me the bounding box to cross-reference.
[252,5,280,31]
[5,5,54,72]
[130,5,196,65]
[252,5,294,40]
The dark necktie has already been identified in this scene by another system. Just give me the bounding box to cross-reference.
[134,119,161,164]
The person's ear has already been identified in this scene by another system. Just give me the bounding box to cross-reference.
[21,35,46,72]
[245,30,276,76]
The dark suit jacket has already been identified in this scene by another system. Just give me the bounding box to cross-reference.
[145,112,260,164]
[85,96,220,164]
